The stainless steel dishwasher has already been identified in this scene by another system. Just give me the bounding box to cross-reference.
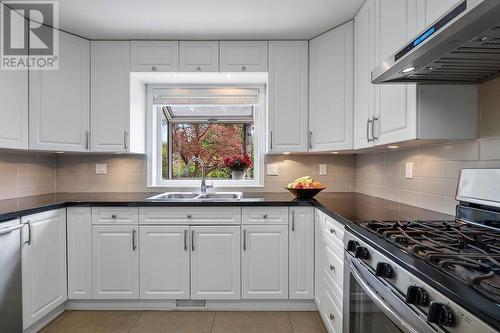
[0,219,24,333]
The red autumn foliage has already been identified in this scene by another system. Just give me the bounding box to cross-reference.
[223,154,253,171]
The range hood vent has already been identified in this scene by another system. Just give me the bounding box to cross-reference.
[372,0,500,84]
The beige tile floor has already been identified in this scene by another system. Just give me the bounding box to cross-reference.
[40,310,327,333]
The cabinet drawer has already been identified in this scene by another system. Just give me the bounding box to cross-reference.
[242,207,288,224]
[91,207,138,225]
[321,280,343,333]
[139,207,241,224]
[322,243,343,302]
[322,215,344,246]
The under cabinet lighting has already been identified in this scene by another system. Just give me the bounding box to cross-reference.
[331,151,339,154]
[283,152,290,155]
[388,145,399,149]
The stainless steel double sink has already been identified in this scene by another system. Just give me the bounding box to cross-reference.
[146,192,243,201]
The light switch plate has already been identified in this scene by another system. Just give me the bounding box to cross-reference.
[319,164,327,176]
[96,163,107,174]
[405,162,414,179]
[267,163,279,176]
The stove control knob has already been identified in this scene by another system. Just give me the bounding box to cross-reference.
[354,246,370,259]
[406,286,429,306]
[427,302,455,327]
[346,240,358,252]
[375,262,393,278]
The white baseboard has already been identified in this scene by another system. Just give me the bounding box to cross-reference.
[23,303,66,333]
[66,299,317,311]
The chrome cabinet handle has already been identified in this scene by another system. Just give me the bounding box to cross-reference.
[241,66,246,71]
[329,264,335,272]
[243,229,247,251]
[329,313,335,321]
[85,130,90,150]
[24,221,31,245]
[263,214,268,219]
[372,116,379,140]
[184,229,188,251]
[196,66,201,71]
[187,213,192,219]
[308,131,313,149]
[132,229,137,251]
[123,130,128,151]
[191,230,195,251]
[329,228,336,235]
[291,210,295,231]
[111,214,117,219]
[270,131,273,150]
[367,117,374,142]
[151,66,157,71]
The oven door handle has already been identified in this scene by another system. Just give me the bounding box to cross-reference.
[349,259,421,333]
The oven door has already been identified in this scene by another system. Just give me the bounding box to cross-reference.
[343,253,436,333]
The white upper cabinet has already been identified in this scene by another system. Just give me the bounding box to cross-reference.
[91,41,144,153]
[309,21,354,152]
[0,67,28,150]
[241,225,288,299]
[190,226,240,299]
[354,0,376,149]
[423,0,461,25]
[268,41,309,153]
[29,31,90,152]
[289,207,314,299]
[92,225,139,299]
[140,226,190,300]
[131,41,179,72]
[179,41,219,72]
[220,41,268,72]
[21,209,67,329]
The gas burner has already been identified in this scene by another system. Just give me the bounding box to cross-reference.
[361,219,500,302]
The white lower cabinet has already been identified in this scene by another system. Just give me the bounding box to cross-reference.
[92,225,139,299]
[190,226,241,299]
[289,207,314,299]
[140,226,190,299]
[21,209,67,329]
[241,225,288,299]
[67,207,92,299]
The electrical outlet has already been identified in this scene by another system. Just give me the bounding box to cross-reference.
[405,162,414,179]
[96,163,107,174]
[319,164,327,176]
[267,163,279,176]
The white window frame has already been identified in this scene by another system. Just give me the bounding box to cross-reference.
[146,84,266,188]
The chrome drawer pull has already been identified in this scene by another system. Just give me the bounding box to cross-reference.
[187,213,192,219]
[263,214,268,219]
[111,214,117,219]
[329,313,335,321]
[329,228,336,234]
[329,264,335,272]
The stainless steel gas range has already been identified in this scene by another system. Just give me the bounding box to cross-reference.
[343,169,500,333]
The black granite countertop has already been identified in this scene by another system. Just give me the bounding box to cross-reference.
[0,191,453,224]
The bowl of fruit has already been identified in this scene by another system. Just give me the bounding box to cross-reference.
[285,176,326,199]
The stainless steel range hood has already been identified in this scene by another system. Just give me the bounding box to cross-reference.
[372,0,500,84]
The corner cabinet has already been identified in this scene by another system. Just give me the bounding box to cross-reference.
[21,209,67,329]
[91,41,145,153]
[289,207,314,299]
[268,41,309,153]
[309,21,354,152]
[29,31,90,152]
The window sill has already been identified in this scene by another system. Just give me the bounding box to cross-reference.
[148,180,263,188]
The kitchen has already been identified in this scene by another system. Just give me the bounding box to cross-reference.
[0,0,499,332]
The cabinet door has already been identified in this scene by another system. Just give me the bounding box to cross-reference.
[67,207,92,299]
[140,226,190,299]
[353,0,376,149]
[29,31,90,151]
[21,209,67,329]
[220,41,267,72]
[289,207,314,299]
[373,0,418,145]
[309,22,353,151]
[179,41,219,72]
[268,41,309,153]
[190,226,240,299]
[241,225,288,299]
[92,225,139,299]
[131,41,179,72]
[91,41,130,152]
[314,210,324,308]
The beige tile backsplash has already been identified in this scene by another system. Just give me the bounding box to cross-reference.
[0,152,56,200]
[355,77,500,215]
[55,153,356,194]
